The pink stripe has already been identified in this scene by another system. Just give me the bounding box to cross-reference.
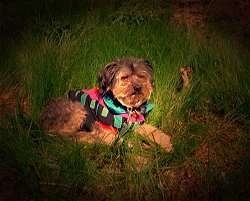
[82,88,105,106]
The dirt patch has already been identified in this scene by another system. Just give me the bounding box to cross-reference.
[170,0,250,45]
[0,167,32,201]
[161,163,203,201]
[170,0,208,29]
[0,86,29,118]
[157,113,249,200]
[192,114,243,170]
[171,0,250,29]
[208,0,250,28]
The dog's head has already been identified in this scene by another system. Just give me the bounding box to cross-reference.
[98,58,153,109]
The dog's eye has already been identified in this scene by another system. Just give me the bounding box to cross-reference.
[138,75,146,79]
[121,75,129,80]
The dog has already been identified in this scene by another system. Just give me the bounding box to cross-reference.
[40,58,172,152]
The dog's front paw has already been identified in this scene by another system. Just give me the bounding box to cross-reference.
[136,124,173,152]
[152,129,173,152]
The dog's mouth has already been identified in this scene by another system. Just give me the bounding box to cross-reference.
[116,97,143,109]
[111,81,153,109]
[115,90,151,109]
[131,90,140,96]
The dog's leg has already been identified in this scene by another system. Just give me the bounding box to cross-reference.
[74,129,118,145]
[72,131,100,144]
[96,131,118,145]
[135,124,172,152]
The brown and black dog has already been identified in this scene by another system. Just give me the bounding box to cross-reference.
[40,58,172,151]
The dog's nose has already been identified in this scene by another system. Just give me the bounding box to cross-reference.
[133,85,141,93]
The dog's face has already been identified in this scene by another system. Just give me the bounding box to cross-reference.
[99,58,153,108]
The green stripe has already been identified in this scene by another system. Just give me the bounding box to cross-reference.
[90,100,96,109]
[80,94,87,105]
[114,115,123,129]
[145,103,154,113]
[101,107,109,117]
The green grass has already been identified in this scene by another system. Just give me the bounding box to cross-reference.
[0,1,249,200]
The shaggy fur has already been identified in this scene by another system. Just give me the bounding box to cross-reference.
[40,58,172,151]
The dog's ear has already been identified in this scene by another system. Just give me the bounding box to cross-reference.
[98,61,120,94]
[143,59,153,70]
[143,59,154,86]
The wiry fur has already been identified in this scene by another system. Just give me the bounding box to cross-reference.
[40,58,172,151]
[40,98,87,136]
[98,58,153,108]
